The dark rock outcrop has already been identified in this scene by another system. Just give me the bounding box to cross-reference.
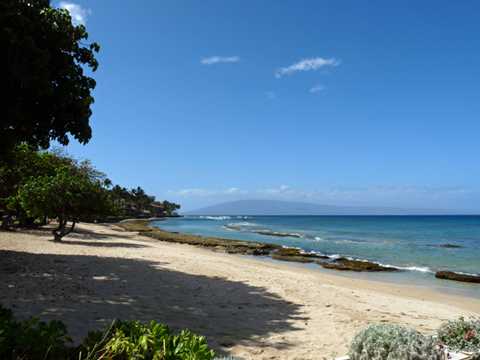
[435,271,480,283]
[272,255,315,263]
[319,258,398,272]
[272,247,329,259]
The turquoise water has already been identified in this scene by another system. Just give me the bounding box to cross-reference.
[151,216,480,299]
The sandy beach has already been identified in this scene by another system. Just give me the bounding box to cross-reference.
[1,222,479,360]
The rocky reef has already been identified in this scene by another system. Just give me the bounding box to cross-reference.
[116,221,279,255]
[271,255,315,263]
[435,271,480,283]
[115,221,395,272]
[224,224,301,238]
[319,258,398,272]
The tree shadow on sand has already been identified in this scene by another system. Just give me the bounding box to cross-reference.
[26,223,144,242]
[0,248,308,355]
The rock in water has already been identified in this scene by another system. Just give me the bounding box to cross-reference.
[320,258,398,272]
[435,271,480,283]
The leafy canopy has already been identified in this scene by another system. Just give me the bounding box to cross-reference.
[0,0,99,159]
[1,145,121,239]
[16,166,115,221]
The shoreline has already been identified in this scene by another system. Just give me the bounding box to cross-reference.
[1,222,480,359]
[141,218,480,300]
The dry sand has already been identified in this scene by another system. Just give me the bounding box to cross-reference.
[1,222,479,360]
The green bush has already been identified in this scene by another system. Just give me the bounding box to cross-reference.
[348,323,443,360]
[0,305,79,359]
[436,316,480,353]
[93,319,215,360]
[0,304,215,360]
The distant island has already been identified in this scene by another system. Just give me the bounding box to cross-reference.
[182,199,475,216]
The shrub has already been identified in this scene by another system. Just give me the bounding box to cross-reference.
[0,304,79,360]
[92,319,215,360]
[0,304,215,360]
[436,316,480,353]
[348,323,443,360]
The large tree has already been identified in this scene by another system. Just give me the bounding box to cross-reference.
[162,200,181,215]
[13,165,121,241]
[0,143,57,229]
[130,186,153,213]
[2,146,120,238]
[0,0,99,159]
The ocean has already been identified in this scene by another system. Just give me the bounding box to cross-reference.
[150,215,480,299]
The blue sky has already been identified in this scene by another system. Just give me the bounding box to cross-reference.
[56,1,480,213]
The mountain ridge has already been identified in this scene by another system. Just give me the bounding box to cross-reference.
[181,199,474,216]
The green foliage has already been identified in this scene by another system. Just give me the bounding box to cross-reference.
[130,187,154,213]
[0,304,78,360]
[0,143,58,229]
[109,186,181,218]
[436,316,480,352]
[0,144,55,198]
[1,146,122,238]
[161,200,181,215]
[94,319,215,360]
[0,0,99,159]
[0,304,215,360]
[11,164,120,240]
[348,323,443,360]
[15,165,116,221]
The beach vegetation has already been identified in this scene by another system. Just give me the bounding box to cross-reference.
[108,186,180,218]
[162,200,181,215]
[0,304,78,359]
[91,319,215,360]
[1,146,121,239]
[0,304,216,360]
[348,323,443,360]
[436,316,480,352]
[14,165,121,241]
[0,0,99,160]
[0,143,56,229]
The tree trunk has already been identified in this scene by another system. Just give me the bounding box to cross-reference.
[52,218,76,241]
[1,205,8,230]
[19,211,27,228]
[1,215,8,230]
[53,218,66,241]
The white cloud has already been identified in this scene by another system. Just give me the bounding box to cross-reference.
[264,91,275,99]
[58,2,90,25]
[167,187,249,197]
[275,57,341,78]
[310,84,325,92]
[201,56,240,65]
